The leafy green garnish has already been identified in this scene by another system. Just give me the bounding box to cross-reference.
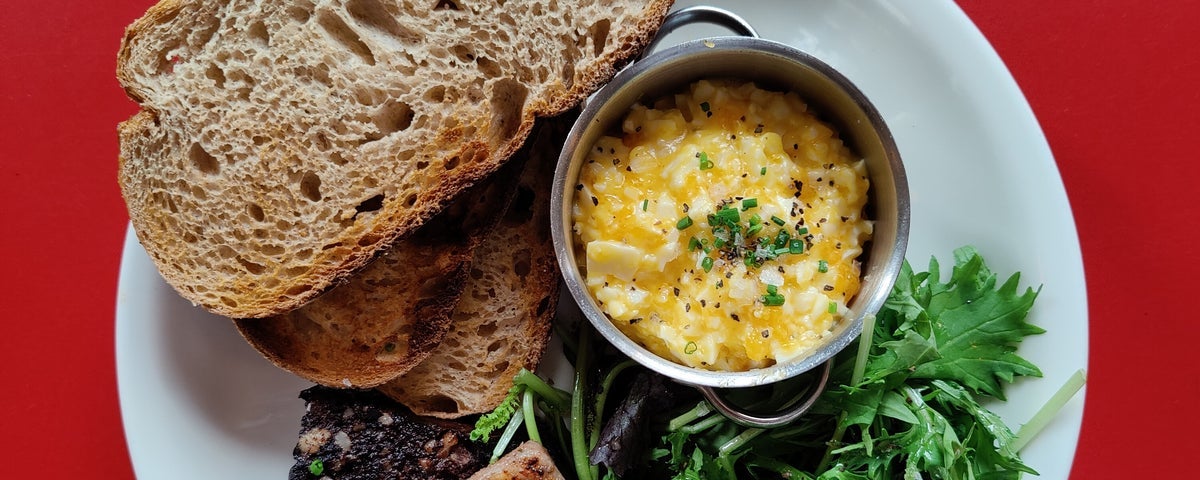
[471,247,1079,480]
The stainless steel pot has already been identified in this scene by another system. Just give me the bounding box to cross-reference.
[550,7,910,427]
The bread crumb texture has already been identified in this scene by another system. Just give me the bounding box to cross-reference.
[378,117,566,417]
[116,0,672,317]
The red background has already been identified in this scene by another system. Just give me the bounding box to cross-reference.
[3,1,1197,477]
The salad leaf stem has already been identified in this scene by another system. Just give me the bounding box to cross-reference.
[718,428,763,456]
[852,314,877,385]
[817,313,877,471]
[522,389,541,444]
[490,408,525,464]
[571,325,595,480]
[1011,368,1087,452]
[669,402,713,431]
[678,414,726,435]
[515,368,571,410]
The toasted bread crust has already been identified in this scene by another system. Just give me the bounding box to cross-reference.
[116,0,674,318]
[234,157,525,388]
[378,115,567,417]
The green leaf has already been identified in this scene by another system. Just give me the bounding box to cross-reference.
[470,385,522,442]
[909,248,1045,399]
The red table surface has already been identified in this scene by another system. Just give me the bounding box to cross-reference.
[3,1,1197,477]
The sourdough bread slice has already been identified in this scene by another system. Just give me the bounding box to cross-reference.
[234,157,523,388]
[117,0,673,318]
[377,115,566,418]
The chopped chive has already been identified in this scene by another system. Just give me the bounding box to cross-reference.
[742,198,758,210]
[789,239,804,254]
[771,215,786,226]
[818,259,829,273]
[676,215,693,230]
[688,236,701,252]
[642,199,648,211]
[684,341,698,354]
[713,238,726,249]
[774,230,791,248]
[744,254,755,267]
[702,257,714,272]
[760,166,767,176]
[701,239,713,254]
[828,301,837,313]
[699,152,714,170]
[749,214,762,226]
[308,459,325,476]
[714,207,740,225]
[762,286,785,306]
[747,223,764,236]
[796,227,809,235]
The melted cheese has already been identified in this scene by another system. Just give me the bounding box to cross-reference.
[573,79,872,371]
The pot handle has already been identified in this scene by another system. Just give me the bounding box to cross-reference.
[696,360,832,428]
[642,5,760,58]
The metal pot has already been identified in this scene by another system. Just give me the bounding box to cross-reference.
[550,6,910,427]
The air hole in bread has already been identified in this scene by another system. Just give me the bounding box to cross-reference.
[424,86,446,103]
[477,322,499,337]
[248,203,266,221]
[403,193,418,207]
[475,56,501,78]
[188,143,220,175]
[286,284,313,296]
[317,10,376,66]
[204,64,226,88]
[247,20,270,46]
[300,171,322,202]
[416,160,429,170]
[485,339,506,353]
[444,155,460,171]
[356,234,381,247]
[220,296,238,308]
[262,244,285,256]
[217,245,237,259]
[237,256,267,275]
[369,100,414,140]
[536,296,552,316]
[434,0,461,11]
[513,256,531,277]
[469,267,484,280]
[183,232,198,244]
[348,0,419,44]
[450,44,474,63]
[490,360,511,375]
[287,3,313,23]
[488,78,528,146]
[589,19,611,57]
[354,194,385,213]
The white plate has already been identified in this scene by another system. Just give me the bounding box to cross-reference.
[116,1,1087,478]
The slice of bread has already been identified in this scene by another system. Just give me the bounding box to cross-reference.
[234,157,523,388]
[377,115,566,418]
[116,0,673,318]
[467,441,565,480]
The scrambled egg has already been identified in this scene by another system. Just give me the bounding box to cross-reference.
[572,79,872,371]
